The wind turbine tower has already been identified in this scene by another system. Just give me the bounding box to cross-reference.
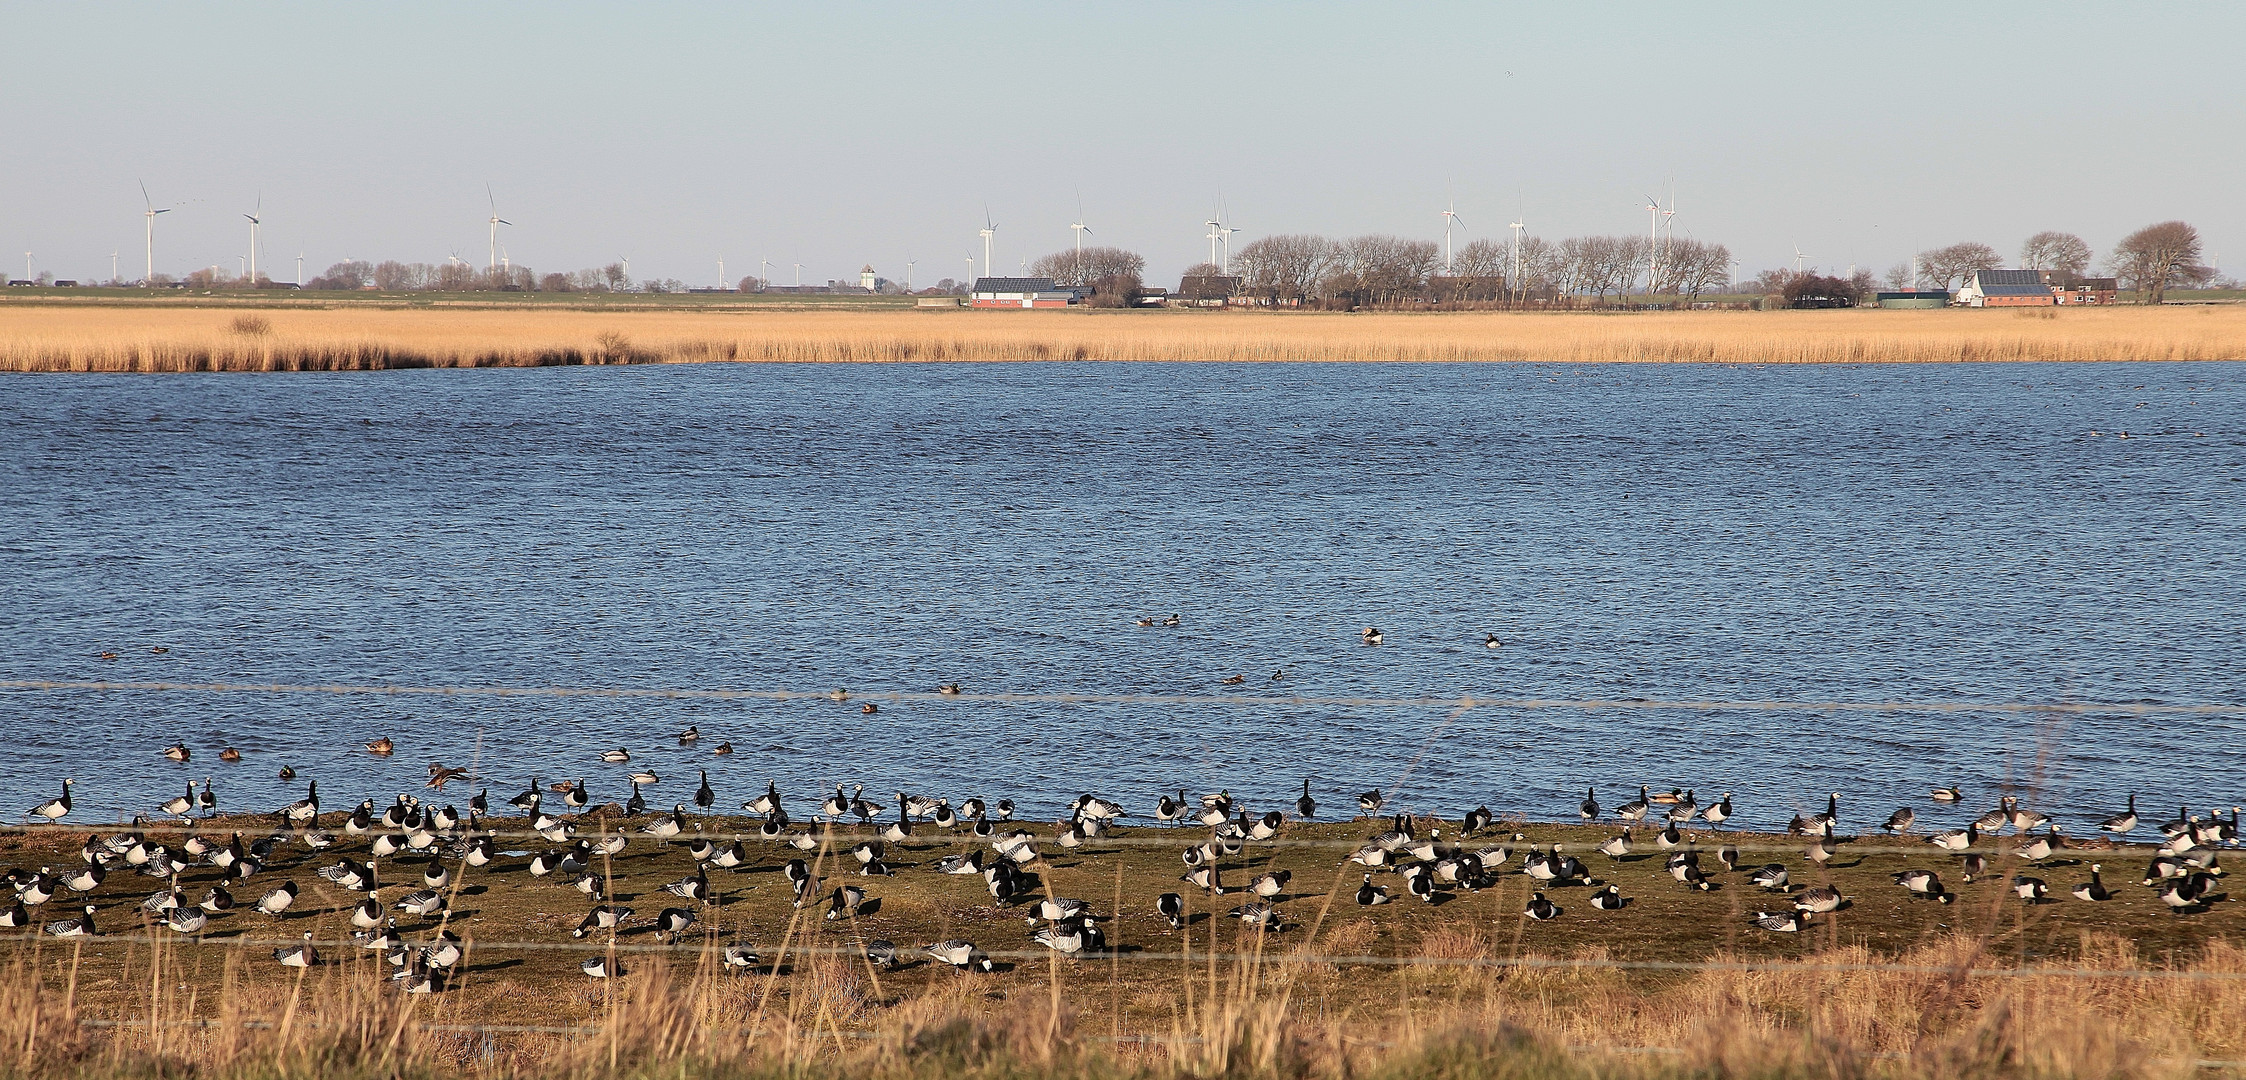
[1070,197,1092,281]
[979,209,997,281]
[486,185,511,272]
[139,181,171,285]
[1441,190,1466,275]
[244,195,262,285]
[1509,209,1525,301]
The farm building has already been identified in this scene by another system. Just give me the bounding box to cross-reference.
[1955,268,2056,307]
[2049,274,2118,305]
[1172,275,1242,307]
[969,277,1079,308]
[1875,290,1951,309]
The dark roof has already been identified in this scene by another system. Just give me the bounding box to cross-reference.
[1176,275,1242,300]
[1971,269,2053,296]
[2075,277,2118,290]
[972,277,1056,292]
[1875,291,1950,300]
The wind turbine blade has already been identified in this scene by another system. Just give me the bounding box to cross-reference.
[497,218,513,226]
[139,179,152,208]
[488,182,497,213]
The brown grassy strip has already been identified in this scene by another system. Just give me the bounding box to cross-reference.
[2,305,2244,372]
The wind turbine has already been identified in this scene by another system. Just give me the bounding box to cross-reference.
[717,256,724,290]
[964,254,975,288]
[110,252,118,284]
[1509,203,1526,298]
[139,180,171,284]
[905,259,915,291]
[979,207,997,281]
[295,253,303,287]
[1792,241,1809,272]
[1070,191,1092,281]
[1204,210,1222,270]
[22,252,31,282]
[1644,195,1663,295]
[793,262,805,287]
[244,194,262,285]
[759,258,772,290]
[486,185,511,271]
[1441,188,1466,275]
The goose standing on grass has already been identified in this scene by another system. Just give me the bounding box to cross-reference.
[2013,876,2049,902]
[1616,786,1649,823]
[1795,885,1844,913]
[723,944,761,972]
[581,955,622,979]
[164,905,208,934]
[199,779,218,815]
[2100,795,2140,835]
[2073,865,2112,902]
[255,881,298,916]
[1882,807,1916,833]
[2,902,36,928]
[274,931,317,967]
[923,940,994,972]
[1892,869,1952,903]
[1579,787,1600,821]
[1157,892,1186,928]
[161,781,196,817]
[1704,792,1733,829]
[1356,789,1384,817]
[1462,806,1494,835]
[656,907,698,943]
[743,780,778,816]
[1296,780,1317,821]
[1355,874,1391,906]
[1930,823,1979,851]
[29,779,73,822]
[44,904,97,937]
[284,781,319,826]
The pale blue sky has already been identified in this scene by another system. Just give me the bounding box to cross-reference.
[4,2,2239,286]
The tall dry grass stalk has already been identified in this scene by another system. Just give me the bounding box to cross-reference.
[4,929,2241,1079]
[2,305,2243,372]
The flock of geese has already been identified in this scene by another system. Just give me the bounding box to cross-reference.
[7,741,2237,992]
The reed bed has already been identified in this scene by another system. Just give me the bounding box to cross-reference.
[5,931,2240,1079]
[2,304,2243,372]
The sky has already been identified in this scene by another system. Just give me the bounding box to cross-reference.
[4,2,2241,288]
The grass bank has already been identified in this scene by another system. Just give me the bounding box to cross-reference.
[4,811,2242,1078]
[2,305,2244,372]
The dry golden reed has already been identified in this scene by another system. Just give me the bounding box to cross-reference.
[2,304,2243,372]
[6,932,2240,1080]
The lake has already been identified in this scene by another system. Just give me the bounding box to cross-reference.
[2,360,2240,833]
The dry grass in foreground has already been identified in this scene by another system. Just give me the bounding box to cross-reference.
[5,932,2244,1080]
[6,812,2246,1079]
[2,304,2243,372]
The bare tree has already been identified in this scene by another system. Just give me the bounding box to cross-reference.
[1916,242,2002,291]
[1029,246,1145,286]
[1513,235,1558,301]
[1180,262,1224,280]
[1326,236,1438,304]
[2019,231,2093,285]
[1663,239,1734,301]
[1450,238,1509,278]
[1232,234,1338,301]
[1883,263,1914,291]
[307,260,373,290]
[602,262,630,291]
[2107,221,2207,303]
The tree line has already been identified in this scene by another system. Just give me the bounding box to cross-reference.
[289,220,2218,306]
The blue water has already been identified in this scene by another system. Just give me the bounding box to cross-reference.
[2,361,2241,833]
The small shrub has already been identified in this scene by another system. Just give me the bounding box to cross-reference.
[229,314,273,336]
